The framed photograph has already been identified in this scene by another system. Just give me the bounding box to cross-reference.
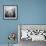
[3,5,17,20]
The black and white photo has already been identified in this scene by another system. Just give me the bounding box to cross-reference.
[3,5,17,19]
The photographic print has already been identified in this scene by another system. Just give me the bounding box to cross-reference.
[3,5,17,19]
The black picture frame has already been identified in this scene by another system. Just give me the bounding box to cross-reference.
[3,5,18,20]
